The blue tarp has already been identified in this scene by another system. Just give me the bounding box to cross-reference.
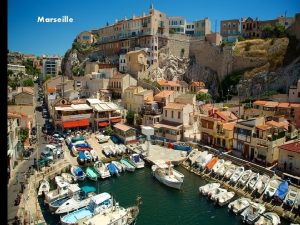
[274,180,289,200]
[107,163,118,175]
[173,144,192,152]
[75,143,90,148]
[75,167,84,176]
[68,143,73,149]
[133,155,140,162]
[78,151,86,159]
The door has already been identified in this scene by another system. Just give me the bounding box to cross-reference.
[250,147,255,161]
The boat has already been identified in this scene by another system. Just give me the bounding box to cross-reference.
[86,167,100,181]
[120,158,136,172]
[151,161,184,190]
[228,197,251,214]
[224,164,236,179]
[240,202,266,224]
[103,146,112,157]
[263,179,280,200]
[84,151,93,164]
[209,187,227,201]
[55,176,65,185]
[230,166,244,184]
[217,191,235,206]
[71,166,86,181]
[199,182,220,196]
[255,174,270,195]
[212,159,225,174]
[216,161,232,177]
[129,154,145,169]
[293,193,300,211]
[118,144,127,154]
[60,192,113,225]
[274,180,289,202]
[45,180,72,204]
[77,151,87,165]
[255,212,281,225]
[107,162,119,176]
[111,161,125,173]
[284,189,298,207]
[238,170,252,187]
[89,150,98,162]
[38,179,50,196]
[109,145,117,156]
[95,134,110,143]
[206,157,218,172]
[61,173,76,184]
[197,153,213,170]
[94,161,111,179]
[247,173,260,190]
[49,184,81,212]
[55,191,96,215]
[194,151,208,167]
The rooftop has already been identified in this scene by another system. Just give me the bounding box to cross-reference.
[279,141,300,153]
[153,120,182,129]
[154,90,175,99]
[164,102,187,110]
[113,123,135,132]
[191,81,205,87]
[157,79,188,87]
[222,122,236,131]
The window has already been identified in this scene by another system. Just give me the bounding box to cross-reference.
[165,110,167,117]
[298,92,300,97]
[178,112,181,119]
[171,111,174,118]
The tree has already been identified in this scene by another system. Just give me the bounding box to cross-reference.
[196,92,211,103]
[273,23,286,38]
[20,127,29,144]
[238,36,245,42]
[126,111,135,125]
[169,29,176,34]
[104,126,113,136]
[22,78,34,87]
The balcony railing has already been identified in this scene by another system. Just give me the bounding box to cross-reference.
[111,112,122,117]
[142,109,162,115]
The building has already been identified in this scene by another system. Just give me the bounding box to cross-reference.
[7,64,26,76]
[42,55,62,77]
[168,16,186,34]
[109,73,137,98]
[185,22,195,35]
[190,81,205,93]
[141,101,162,126]
[220,19,240,42]
[157,79,189,94]
[277,140,300,176]
[77,31,95,44]
[119,54,127,72]
[289,80,300,103]
[113,123,137,144]
[194,18,211,37]
[122,86,153,113]
[13,87,34,105]
[153,90,178,107]
[125,50,148,79]
[205,33,222,46]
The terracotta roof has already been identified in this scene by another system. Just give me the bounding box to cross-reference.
[113,123,135,132]
[253,100,268,106]
[266,120,289,130]
[191,81,205,87]
[223,122,236,130]
[290,103,300,108]
[153,120,182,129]
[215,111,238,122]
[17,87,34,95]
[277,102,291,108]
[279,141,300,153]
[157,80,188,87]
[47,87,56,94]
[154,90,175,99]
[256,124,271,130]
[264,101,279,107]
[164,102,187,110]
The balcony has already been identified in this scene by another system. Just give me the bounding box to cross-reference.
[143,109,162,115]
[110,112,122,118]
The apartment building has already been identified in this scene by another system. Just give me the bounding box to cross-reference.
[289,80,300,103]
[126,49,148,79]
[7,64,26,76]
[194,17,211,37]
[185,22,195,35]
[42,55,62,77]
[220,19,240,42]
[119,54,127,72]
[157,79,189,94]
[168,16,186,34]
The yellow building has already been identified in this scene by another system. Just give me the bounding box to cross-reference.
[278,140,300,177]
[214,122,236,151]
[126,50,148,79]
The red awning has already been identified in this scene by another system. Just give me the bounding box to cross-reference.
[99,121,109,127]
[110,118,121,123]
[63,119,89,128]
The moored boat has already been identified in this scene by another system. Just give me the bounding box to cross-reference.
[45,181,73,204]
[238,170,252,187]
[199,182,220,196]
[263,178,280,200]
[206,157,218,172]
[216,160,232,177]
[85,166,100,181]
[247,173,260,190]
[111,161,125,173]
[107,162,119,176]
[61,173,76,184]
[228,197,251,214]
[217,191,235,206]
[255,174,270,195]
[94,161,111,179]
[274,179,289,202]
[224,164,236,180]
[230,166,244,184]
[129,154,145,169]
[38,179,50,196]
[71,166,86,181]
[284,189,298,208]
[212,159,225,174]
[255,212,281,225]
[240,202,266,224]
[210,187,227,201]
[120,158,135,172]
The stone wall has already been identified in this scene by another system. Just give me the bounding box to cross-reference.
[166,34,190,58]
[232,55,268,72]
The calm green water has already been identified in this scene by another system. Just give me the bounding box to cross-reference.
[40,166,290,225]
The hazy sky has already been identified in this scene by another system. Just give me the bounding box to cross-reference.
[8,0,300,56]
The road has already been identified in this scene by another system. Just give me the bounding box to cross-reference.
[7,82,47,224]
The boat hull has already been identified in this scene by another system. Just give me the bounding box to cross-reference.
[152,171,183,189]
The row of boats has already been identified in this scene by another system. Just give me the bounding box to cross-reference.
[199,182,281,224]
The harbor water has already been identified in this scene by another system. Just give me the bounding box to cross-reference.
[40,166,290,225]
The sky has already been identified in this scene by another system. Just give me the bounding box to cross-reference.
[8,0,300,56]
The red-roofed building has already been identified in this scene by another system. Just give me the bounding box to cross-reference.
[278,140,300,176]
[157,79,189,94]
[189,81,206,93]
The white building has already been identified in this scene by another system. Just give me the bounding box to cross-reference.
[185,22,195,35]
[119,54,127,72]
[42,55,62,77]
[289,80,300,103]
[7,64,26,77]
[168,16,186,34]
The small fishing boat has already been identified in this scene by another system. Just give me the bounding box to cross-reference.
[109,145,117,156]
[70,166,86,181]
[238,170,252,187]
[194,151,208,167]
[217,191,235,206]
[209,187,227,201]
[284,189,298,207]
[120,158,135,172]
[212,159,225,174]
[293,193,300,211]
[61,173,76,184]
[55,176,65,185]
[230,166,244,184]
[95,134,110,143]
[86,167,100,181]
[103,146,112,157]
[38,179,50,196]
[255,212,281,225]
[199,182,220,196]
[274,180,289,202]
[111,161,125,173]
[240,202,266,224]
[94,161,111,179]
[129,154,145,168]
[89,150,98,162]
[216,161,232,177]
[84,151,92,164]
[198,153,213,170]
[228,197,251,214]
[45,180,71,204]
[118,144,127,154]
[206,157,218,172]
[264,179,280,200]
[77,151,87,165]
[247,173,260,190]
[224,164,236,180]
[255,174,270,195]
[107,162,119,176]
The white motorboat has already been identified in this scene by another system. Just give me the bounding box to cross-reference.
[255,212,281,225]
[61,173,76,184]
[238,170,252,187]
[212,159,225,174]
[94,161,111,179]
[196,152,213,170]
[216,161,232,177]
[241,202,266,224]
[129,154,145,168]
[70,166,86,181]
[55,191,96,215]
[210,187,227,201]
[151,161,184,190]
[95,134,110,143]
[255,174,270,195]
[111,161,125,173]
[55,176,65,185]
[118,144,127,154]
[230,166,244,184]
[224,164,236,179]
[199,182,220,196]
[89,150,99,162]
[217,191,235,206]
[109,145,117,156]
[293,193,300,210]
[264,179,280,199]
[38,179,50,196]
[284,189,298,207]
[194,151,208,166]
[247,173,260,190]
[45,180,73,204]
[103,146,113,157]
[188,150,203,165]
[228,197,251,214]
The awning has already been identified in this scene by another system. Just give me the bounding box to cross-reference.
[110,118,121,123]
[99,121,109,127]
[63,119,89,128]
